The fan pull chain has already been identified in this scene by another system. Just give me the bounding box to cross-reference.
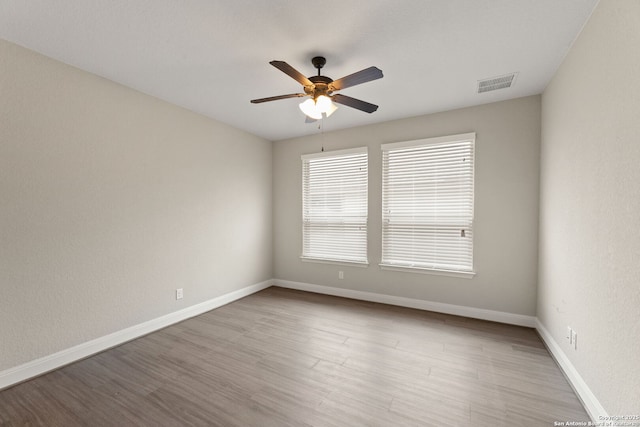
[320,117,324,152]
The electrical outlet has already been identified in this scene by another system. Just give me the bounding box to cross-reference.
[567,326,573,344]
[572,330,578,350]
[176,288,184,300]
[338,271,344,280]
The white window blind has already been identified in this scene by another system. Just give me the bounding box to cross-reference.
[381,133,475,274]
[302,147,368,264]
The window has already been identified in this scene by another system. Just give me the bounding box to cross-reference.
[381,133,475,276]
[302,147,368,264]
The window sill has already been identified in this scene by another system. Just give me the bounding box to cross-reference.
[300,257,369,268]
[379,264,475,279]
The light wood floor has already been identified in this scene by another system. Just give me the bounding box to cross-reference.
[0,287,589,426]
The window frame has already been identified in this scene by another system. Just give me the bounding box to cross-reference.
[380,133,476,278]
[301,147,369,266]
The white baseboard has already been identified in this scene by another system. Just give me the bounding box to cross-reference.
[535,319,608,422]
[274,279,536,328]
[0,279,272,391]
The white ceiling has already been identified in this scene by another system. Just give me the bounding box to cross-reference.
[0,0,598,141]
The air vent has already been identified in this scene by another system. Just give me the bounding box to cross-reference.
[477,72,518,93]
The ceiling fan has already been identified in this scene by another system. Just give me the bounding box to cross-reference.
[250,56,383,121]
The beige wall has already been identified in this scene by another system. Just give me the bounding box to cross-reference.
[538,0,640,414]
[0,39,273,371]
[274,96,541,316]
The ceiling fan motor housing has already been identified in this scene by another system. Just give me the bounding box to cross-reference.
[306,57,333,99]
[306,76,333,98]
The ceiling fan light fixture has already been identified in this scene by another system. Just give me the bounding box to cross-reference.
[299,98,323,120]
[316,95,338,117]
[299,95,338,120]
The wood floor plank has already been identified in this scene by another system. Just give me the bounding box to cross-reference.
[0,287,590,426]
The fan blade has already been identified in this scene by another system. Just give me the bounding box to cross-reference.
[270,61,313,86]
[250,93,307,104]
[329,66,383,91]
[332,94,378,113]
